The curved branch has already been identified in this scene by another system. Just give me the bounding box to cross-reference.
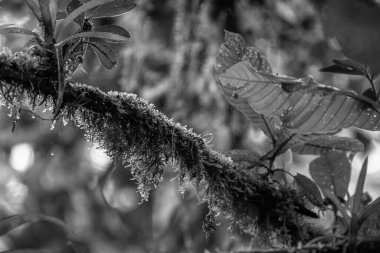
[0,47,317,243]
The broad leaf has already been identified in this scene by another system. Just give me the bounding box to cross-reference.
[215,31,277,139]
[309,152,351,200]
[0,26,39,37]
[320,59,367,76]
[94,25,130,39]
[0,214,73,236]
[88,0,136,18]
[219,60,380,133]
[292,136,364,155]
[294,173,324,207]
[88,41,117,69]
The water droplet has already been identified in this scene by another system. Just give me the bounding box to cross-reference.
[50,152,54,156]
[50,120,56,130]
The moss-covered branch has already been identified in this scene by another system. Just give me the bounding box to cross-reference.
[0,47,317,244]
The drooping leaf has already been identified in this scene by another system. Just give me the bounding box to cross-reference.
[292,136,364,155]
[294,173,324,207]
[58,0,114,36]
[25,0,42,22]
[353,157,368,214]
[88,0,136,18]
[0,214,73,237]
[88,41,117,69]
[219,60,380,133]
[309,152,351,200]
[215,31,277,139]
[0,26,39,37]
[94,25,130,39]
[320,59,367,76]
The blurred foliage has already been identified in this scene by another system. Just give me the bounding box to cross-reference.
[0,0,378,252]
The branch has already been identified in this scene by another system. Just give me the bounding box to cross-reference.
[0,47,318,243]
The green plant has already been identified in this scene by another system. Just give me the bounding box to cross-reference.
[0,0,380,253]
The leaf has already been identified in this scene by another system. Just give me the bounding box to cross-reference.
[322,189,350,225]
[94,25,130,39]
[320,59,367,76]
[292,136,364,155]
[88,0,136,18]
[219,60,380,133]
[294,173,324,207]
[352,157,368,214]
[49,0,59,29]
[39,0,54,43]
[0,214,73,237]
[57,0,114,36]
[25,0,42,22]
[309,152,351,200]
[0,26,39,37]
[88,41,117,69]
[65,0,84,24]
[58,31,128,47]
[215,31,277,139]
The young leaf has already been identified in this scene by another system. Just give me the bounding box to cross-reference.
[320,59,367,76]
[57,0,114,36]
[309,152,351,200]
[89,41,117,69]
[94,25,130,39]
[25,0,42,22]
[88,0,136,18]
[292,136,364,155]
[0,26,39,37]
[352,157,368,214]
[294,173,324,208]
[0,214,73,237]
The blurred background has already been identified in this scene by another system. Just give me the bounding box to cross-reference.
[0,0,379,252]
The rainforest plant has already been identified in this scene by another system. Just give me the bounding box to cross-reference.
[0,0,380,252]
